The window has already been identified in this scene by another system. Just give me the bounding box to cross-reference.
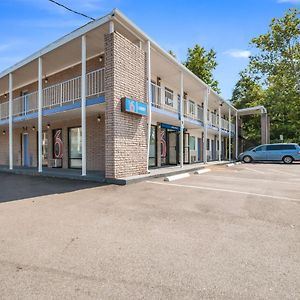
[165,88,173,106]
[197,105,203,121]
[189,100,195,116]
[151,81,156,104]
[149,125,157,167]
[189,136,196,151]
[68,127,82,168]
[266,144,296,151]
[207,139,210,150]
[255,146,266,152]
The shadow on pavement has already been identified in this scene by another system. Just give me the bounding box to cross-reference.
[0,173,106,203]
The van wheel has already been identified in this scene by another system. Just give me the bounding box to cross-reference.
[282,156,293,164]
[243,155,252,163]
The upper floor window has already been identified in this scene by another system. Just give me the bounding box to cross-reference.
[189,100,195,116]
[165,88,173,106]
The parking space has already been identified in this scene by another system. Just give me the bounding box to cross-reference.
[0,163,299,299]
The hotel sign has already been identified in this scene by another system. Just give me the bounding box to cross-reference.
[121,97,148,117]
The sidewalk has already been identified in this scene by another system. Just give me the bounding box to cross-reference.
[117,160,230,185]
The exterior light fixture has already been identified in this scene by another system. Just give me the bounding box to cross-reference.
[157,77,161,85]
[47,124,50,129]
[32,126,36,131]
[45,77,48,84]
[2,130,6,135]
[99,56,103,62]
[4,94,7,99]
[97,115,101,123]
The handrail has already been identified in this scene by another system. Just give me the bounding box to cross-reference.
[0,68,105,120]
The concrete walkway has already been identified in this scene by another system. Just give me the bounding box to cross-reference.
[0,161,230,185]
[120,160,230,184]
[0,165,105,183]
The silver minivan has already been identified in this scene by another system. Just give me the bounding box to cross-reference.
[238,143,300,164]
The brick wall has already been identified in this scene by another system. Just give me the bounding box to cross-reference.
[0,115,105,171]
[104,32,148,179]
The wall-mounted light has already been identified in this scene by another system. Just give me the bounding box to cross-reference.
[32,126,36,131]
[99,56,103,63]
[47,124,50,129]
[44,76,48,84]
[157,77,161,85]
[97,115,101,123]
[2,130,6,135]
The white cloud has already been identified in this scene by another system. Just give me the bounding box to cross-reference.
[224,49,251,58]
[278,0,300,3]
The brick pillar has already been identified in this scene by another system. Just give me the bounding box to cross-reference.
[104,32,147,179]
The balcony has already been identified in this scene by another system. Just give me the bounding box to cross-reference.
[0,68,105,121]
[150,82,234,132]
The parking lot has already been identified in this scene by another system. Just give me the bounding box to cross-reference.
[0,163,299,299]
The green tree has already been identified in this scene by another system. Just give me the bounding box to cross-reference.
[168,50,177,59]
[232,70,265,147]
[184,45,220,93]
[250,8,300,93]
[232,9,300,144]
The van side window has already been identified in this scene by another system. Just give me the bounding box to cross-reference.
[266,145,296,151]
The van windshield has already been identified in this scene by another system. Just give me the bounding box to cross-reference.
[246,146,255,151]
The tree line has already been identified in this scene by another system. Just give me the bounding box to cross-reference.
[177,9,300,146]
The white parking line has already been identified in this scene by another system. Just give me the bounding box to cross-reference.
[243,167,266,175]
[200,174,297,185]
[146,181,299,202]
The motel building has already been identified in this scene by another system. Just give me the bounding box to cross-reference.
[0,9,268,183]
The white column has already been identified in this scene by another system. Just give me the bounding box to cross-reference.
[180,72,184,168]
[81,35,87,176]
[203,87,209,164]
[8,73,13,170]
[228,108,231,161]
[109,21,114,34]
[146,40,152,173]
[235,111,238,159]
[218,105,222,162]
[38,57,43,173]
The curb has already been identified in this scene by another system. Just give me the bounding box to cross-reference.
[164,173,190,182]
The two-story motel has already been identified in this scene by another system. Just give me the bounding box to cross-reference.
[0,9,258,182]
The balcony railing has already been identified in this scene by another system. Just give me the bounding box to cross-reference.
[151,82,233,131]
[0,68,105,120]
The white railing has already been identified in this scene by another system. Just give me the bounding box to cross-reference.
[0,101,8,119]
[13,91,38,117]
[151,83,178,114]
[0,68,105,120]
[197,106,204,122]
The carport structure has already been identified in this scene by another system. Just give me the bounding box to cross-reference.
[236,106,269,154]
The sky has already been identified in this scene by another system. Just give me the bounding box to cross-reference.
[0,0,299,99]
